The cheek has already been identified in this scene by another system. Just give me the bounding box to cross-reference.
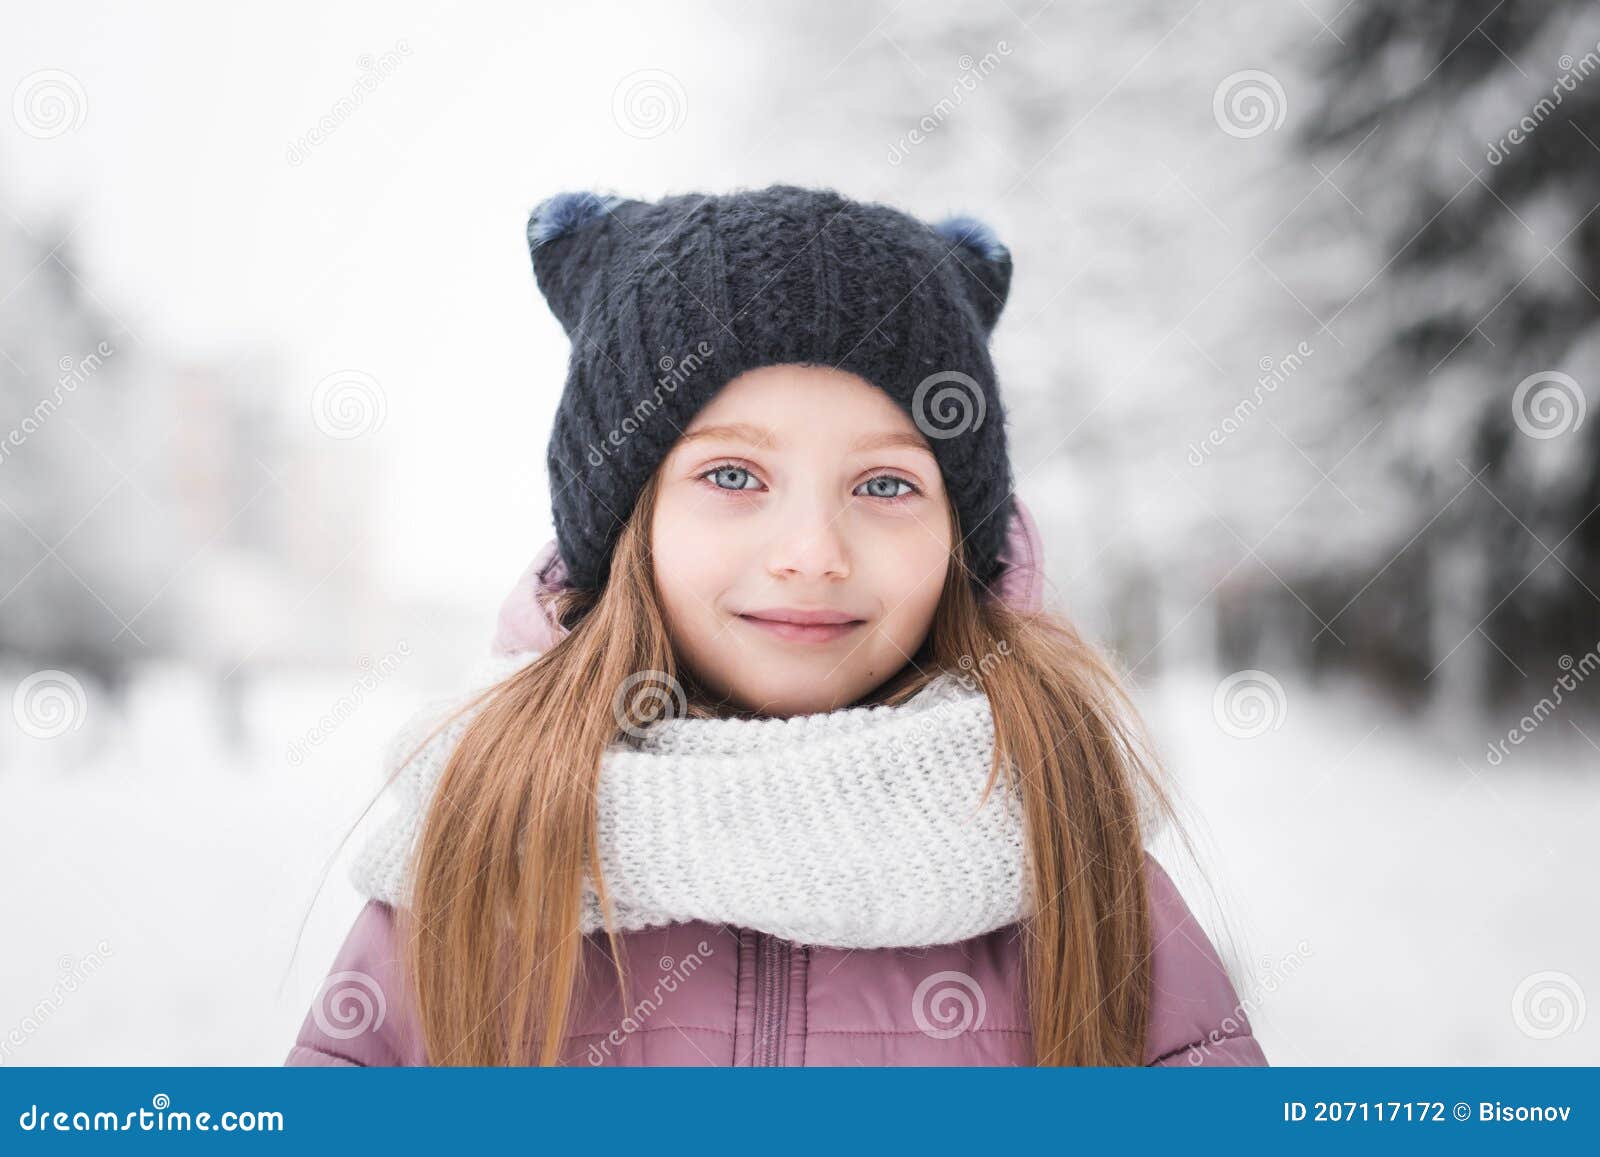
[655,543,722,612]
[870,521,950,621]
[652,492,735,611]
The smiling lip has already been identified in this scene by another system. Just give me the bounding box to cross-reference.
[737,608,866,643]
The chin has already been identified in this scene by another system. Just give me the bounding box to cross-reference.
[727,679,848,719]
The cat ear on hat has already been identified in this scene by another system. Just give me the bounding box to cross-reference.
[526,190,625,335]
[932,214,1013,332]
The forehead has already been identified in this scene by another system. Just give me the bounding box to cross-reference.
[678,421,931,455]
[678,364,934,455]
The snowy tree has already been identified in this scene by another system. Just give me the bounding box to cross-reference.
[1300,0,1600,707]
[0,207,177,686]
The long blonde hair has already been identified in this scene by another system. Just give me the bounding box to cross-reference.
[396,468,1186,1066]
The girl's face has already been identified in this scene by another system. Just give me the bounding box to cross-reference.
[650,364,953,717]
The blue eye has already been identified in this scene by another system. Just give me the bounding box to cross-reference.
[698,464,921,501]
[703,464,761,492]
[857,474,918,500]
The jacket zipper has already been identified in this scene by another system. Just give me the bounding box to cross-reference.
[751,931,793,1066]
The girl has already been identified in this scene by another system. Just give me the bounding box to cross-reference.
[286,184,1267,1068]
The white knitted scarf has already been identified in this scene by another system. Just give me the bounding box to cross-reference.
[347,652,1032,949]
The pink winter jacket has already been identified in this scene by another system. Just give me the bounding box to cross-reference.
[285,499,1268,1067]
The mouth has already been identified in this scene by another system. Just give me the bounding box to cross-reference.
[735,609,868,644]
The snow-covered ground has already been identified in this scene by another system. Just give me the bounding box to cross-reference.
[1146,666,1600,1065]
[1,659,1594,1065]
[0,661,418,1066]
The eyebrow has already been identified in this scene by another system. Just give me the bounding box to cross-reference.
[679,422,932,454]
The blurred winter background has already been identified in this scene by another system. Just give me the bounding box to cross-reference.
[2,0,1597,1065]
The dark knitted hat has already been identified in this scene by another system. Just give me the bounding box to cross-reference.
[527,184,1016,595]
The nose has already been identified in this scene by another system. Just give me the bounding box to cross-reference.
[765,500,851,582]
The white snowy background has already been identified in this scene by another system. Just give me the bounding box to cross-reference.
[1,0,1597,1065]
